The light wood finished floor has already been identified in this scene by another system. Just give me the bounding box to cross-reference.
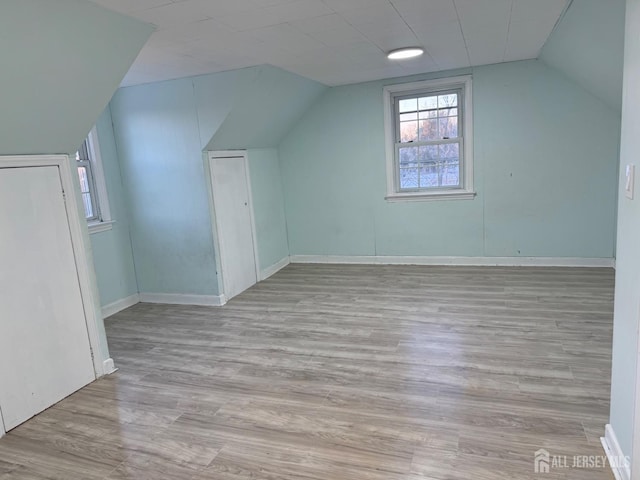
[0,265,615,479]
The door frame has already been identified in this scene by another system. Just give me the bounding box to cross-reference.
[205,150,260,303]
[0,155,105,437]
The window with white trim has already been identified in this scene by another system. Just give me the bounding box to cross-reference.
[75,127,113,233]
[384,76,475,201]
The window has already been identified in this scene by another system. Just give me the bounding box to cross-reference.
[75,127,112,233]
[384,76,475,201]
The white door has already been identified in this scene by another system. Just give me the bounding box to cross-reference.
[0,166,95,431]
[209,154,258,300]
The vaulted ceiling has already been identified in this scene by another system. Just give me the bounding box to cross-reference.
[0,0,152,155]
[90,0,570,87]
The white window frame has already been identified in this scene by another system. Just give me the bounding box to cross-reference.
[383,75,475,202]
[80,126,113,234]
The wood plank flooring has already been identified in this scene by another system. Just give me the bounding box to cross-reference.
[0,264,615,479]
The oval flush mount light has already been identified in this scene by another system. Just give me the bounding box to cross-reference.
[387,47,424,60]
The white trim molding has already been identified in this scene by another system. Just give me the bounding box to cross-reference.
[385,191,476,202]
[289,255,615,268]
[88,220,115,235]
[383,75,475,201]
[0,155,108,377]
[102,358,118,375]
[260,256,291,281]
[601,424,631,480]
[86,125,112,223]
[0,404,5,438]
[102,293,140,318]
[139,293,226,307]
[206,150,261,302]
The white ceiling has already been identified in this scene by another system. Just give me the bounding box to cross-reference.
[90,0,570,87]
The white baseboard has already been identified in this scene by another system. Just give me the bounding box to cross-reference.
[259,256,290,281]
[289,255,615,268]
[102,358,118,375]
[102,293,140,318]
[139,292,226,306]
[601,424,631,480]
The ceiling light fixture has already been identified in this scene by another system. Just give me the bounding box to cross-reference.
[387,47,424,60]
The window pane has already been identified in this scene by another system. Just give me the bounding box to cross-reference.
[419,119,438,141]
[419,162,439,188]
[439,117,458,139]
[400,112,418,122]
[77,166,90,193]
[81,192,94,219]
[77,165,96,219]
[399,168,419,189]
[399,98,417,113]
[442,160,460,187]
[440,143,459,159]
[438,94,458,107]
[419,109,438,119]
[419,96,438,110]
[438,107,458,117]
[400,121,418,142]
[420,145,438,161]
[399,146,419,166]
[439,143,460,187]
[390,83,468,194]
[76,134,102,222]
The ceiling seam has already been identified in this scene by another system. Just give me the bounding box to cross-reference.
[502,0,515,63]
[388,0,438,68]
[549,0,575,40]
[452,0,472,66]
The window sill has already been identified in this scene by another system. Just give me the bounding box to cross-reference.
[88,220,114,234]
[385,191,476,202]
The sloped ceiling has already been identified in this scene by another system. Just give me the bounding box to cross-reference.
[0,0,153,155]
[91,0,569,87]
[540,0,625,113]
[206,65,326,150]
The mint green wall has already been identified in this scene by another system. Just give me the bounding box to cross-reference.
[193,71,245,150]
[610,0,640,461]
[208,67,326,150]
[247,149,289,270]
[111,78,219,296]
[90,107,139,307]
[540,0,625,113]
[193,65,325,152]
[0,0,151,362]
[0,0,152,155]
[279,60,620,259]
[109,66,323,295]
[476,62,619,257]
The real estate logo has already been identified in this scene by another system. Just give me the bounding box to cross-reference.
[533,448,629,474]
[534,449,550,473]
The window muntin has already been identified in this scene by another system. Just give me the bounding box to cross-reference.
[75,126,113,231]
[76,139,101,222]
[394,88,463,192]
[383,76,474,202]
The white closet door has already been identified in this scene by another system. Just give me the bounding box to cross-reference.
[0,166,95,431]
[209,155,257,300]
